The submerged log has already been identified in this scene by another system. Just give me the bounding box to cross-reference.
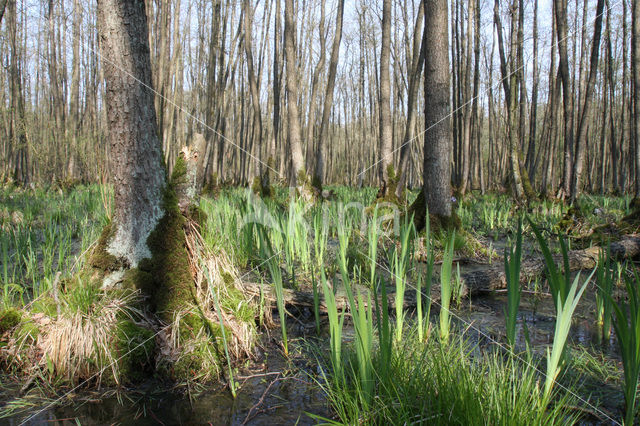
[241,279,439,314]
[241,235,640,314]
[460,234,640,296]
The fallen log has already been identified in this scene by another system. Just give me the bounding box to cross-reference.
[240,280,431,314]
[240,235,640,314]
[460,234,640,296]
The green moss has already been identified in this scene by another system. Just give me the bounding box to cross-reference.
[178,312,205,343]
[121,268,155,294]
[14,318,39,342]
[409,189,461,233]
[31,297,58,317]
[295,169,317,200]
[221,285,256,324]
[0,309,22,334]
[88,222,123,271]
[187,204,208,226]
[251,176,273,198]
[113,320,155,383]
[171,154,188,185]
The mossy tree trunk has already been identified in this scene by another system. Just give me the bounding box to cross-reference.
[98,0,165,268]
[97,0,200,324]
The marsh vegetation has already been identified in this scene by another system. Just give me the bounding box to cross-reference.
[0,185,638,424]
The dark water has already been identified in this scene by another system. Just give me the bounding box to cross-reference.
[3,334,331,425]
[2,266,623,425]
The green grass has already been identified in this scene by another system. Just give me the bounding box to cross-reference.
[439,231,455,344]
[595,243,615,341]
[0,184,632,422]
[610,268,640,425]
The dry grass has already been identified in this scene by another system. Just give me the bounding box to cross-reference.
[3,289,148,386]
[184,220,257,360]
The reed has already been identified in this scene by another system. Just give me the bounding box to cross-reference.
[207,266,237,398]
[595,244,615,341]
[610,269,640,425]
[543,269,592,404]
[439,231,455,344]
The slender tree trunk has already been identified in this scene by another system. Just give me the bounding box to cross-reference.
[396,1,425,199]
[8,0,27,186]
[556,0,574,198]
[284,0,307,192]
[314,0,345,191]
[633,0,640,196]
[378,0,394,196]
[526,0,539,180]
[242,1,263,186]
[494,0,525,201]
[570,0,605,202]
[606,0,619,193]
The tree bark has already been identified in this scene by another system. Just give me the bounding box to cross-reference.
[420,0,452,219]
[633,0,640,196]
[284,0,307,191]
[396,2,426,199]
[98,0,166,267]
[314,0,345,191]
[570,0,605,202]
[556,0,575,199]
[378,0,394,196]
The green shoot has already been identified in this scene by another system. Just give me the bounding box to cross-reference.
[543,270,591,404]
[610,269,640,425]
[595,243,614,341]
[440,231,455,344]
[207,266,237,398]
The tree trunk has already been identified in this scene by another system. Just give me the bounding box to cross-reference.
[313,0,345,191]
[242,1,264,186]
[526,0,539,181]
[396,2,426,199]
[378,0,394,197]
[556,0,575,199]
[98,0,166,267]
[633,0,640,196]
[416,0,452,222]
[283,0,308,193]
[570,0,605,202]
[8,0,27,186]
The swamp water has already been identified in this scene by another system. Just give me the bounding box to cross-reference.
[1,263,625,425]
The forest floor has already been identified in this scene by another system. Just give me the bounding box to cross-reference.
[0,184,637,424]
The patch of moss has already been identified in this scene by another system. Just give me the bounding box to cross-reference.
[31,297,58,317]
[14,318,39,342]
[220,285,256,324]
[172,335,222,381]
[121,268,154,294]
[112,320,155,384]
[251,175,273,198]
[0,309,22,334]
[187,204,208,226]
[294,169,317,200]
[555,206,583,234]
[88,222,124,272]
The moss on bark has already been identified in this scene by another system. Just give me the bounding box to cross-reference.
[88,222,124,272]
[409,189,460,233]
